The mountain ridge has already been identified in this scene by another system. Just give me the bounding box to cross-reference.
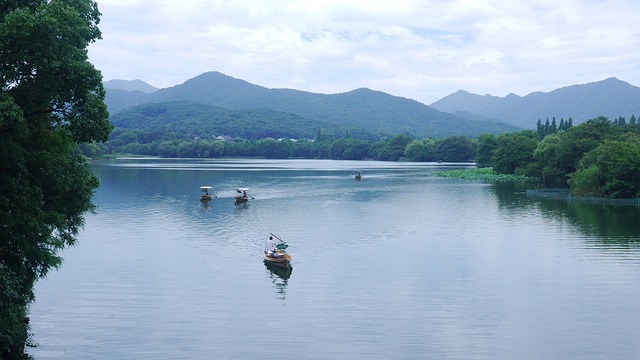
[430,77,640,128]
[103,79,158,93]
[104,71,517,138]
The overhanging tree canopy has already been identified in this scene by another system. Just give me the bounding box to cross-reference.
[0,0,111,357]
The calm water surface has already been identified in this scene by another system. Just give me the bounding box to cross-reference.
[30,159,640,359]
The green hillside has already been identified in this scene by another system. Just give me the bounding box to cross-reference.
[109,101,376,141]
[105,72,519,138]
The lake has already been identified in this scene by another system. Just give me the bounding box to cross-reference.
[30,158,640,359]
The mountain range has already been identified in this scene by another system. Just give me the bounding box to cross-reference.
[103,72,640,140]
[430,77,640,128]
[103,72,517,139]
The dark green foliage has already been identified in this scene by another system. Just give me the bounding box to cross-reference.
[536,116,573,140]
[1,1,111,357]
[568,165,601,197]
[329,139,373,160]
[476,134,498,167]
[108,101,372,141]
[434,136,477,162]
[550,117,558,133]
[372,134,414,161]
[526,116,640,195]
[570,139,640,198]
[404,138,436,162]
[492,130,538,174]
[530,116,623,186]
[467,115,640,199]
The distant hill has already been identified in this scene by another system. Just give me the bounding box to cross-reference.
[103,79,158,93]
[109,101,349,140]
[104,71,518,139]
[430,78,640,128]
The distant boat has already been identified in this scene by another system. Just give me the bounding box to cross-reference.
[200,186,215,201]
[355,171,363,180]
[235,187,253,204]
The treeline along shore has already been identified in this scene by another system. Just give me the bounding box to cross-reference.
[81,115,640,200]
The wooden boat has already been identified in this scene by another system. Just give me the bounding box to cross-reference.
[234,187,252,204]
[200,186,215,201]
[264,233,291,267]
[263,250,292,268]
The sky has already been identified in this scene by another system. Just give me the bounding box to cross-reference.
[89,0,640,105]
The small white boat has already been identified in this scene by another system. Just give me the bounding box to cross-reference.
[200,186,215,201]
[235,188,252,204]
[355,171,363,180]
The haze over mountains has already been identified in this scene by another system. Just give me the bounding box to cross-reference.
[430,77,640,129]
[104,72,640,139]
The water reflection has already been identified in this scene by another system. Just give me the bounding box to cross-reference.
[264,261,292,301]
[233,202,250,212]
[200,199,212,209]
[264,261,293,280]
[538,200,640,243]
[490,182,640,247]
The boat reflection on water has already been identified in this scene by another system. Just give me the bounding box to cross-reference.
[264,260,292,301]
[264,260,292,280]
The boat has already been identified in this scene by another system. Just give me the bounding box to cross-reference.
[263,250,292,268]
[235,188,252,204]
[355,171,363,180]
[200,186,215,201]
[263,233,291,268]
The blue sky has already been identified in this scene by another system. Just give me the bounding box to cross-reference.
[90,0,640,104]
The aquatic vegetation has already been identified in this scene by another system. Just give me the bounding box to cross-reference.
[432,167,530,181]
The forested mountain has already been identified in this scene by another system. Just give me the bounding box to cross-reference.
[104,71,518,139]
[430,77,640,128]
[104,79,158,93]
[109,101,352,141]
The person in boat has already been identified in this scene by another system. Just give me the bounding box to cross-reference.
[264,236,279,257]
[242,190,248,198]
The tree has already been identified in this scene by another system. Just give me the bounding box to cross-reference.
[434,136,476,162]
[530,116,623,186]
[570,139,640,198]
[492,130,538,174]
[558,118,566,131]
[476,134,498,167]
[404,138,435,162]
[0,1,111,357]
[375,134,413,161]
[544,118,550,135]
[536,119,544,140]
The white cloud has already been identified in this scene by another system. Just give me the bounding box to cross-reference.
[90,0,640,103]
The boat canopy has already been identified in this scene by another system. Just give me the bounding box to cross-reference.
[236,188,249,193]
[200,186,213,190]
